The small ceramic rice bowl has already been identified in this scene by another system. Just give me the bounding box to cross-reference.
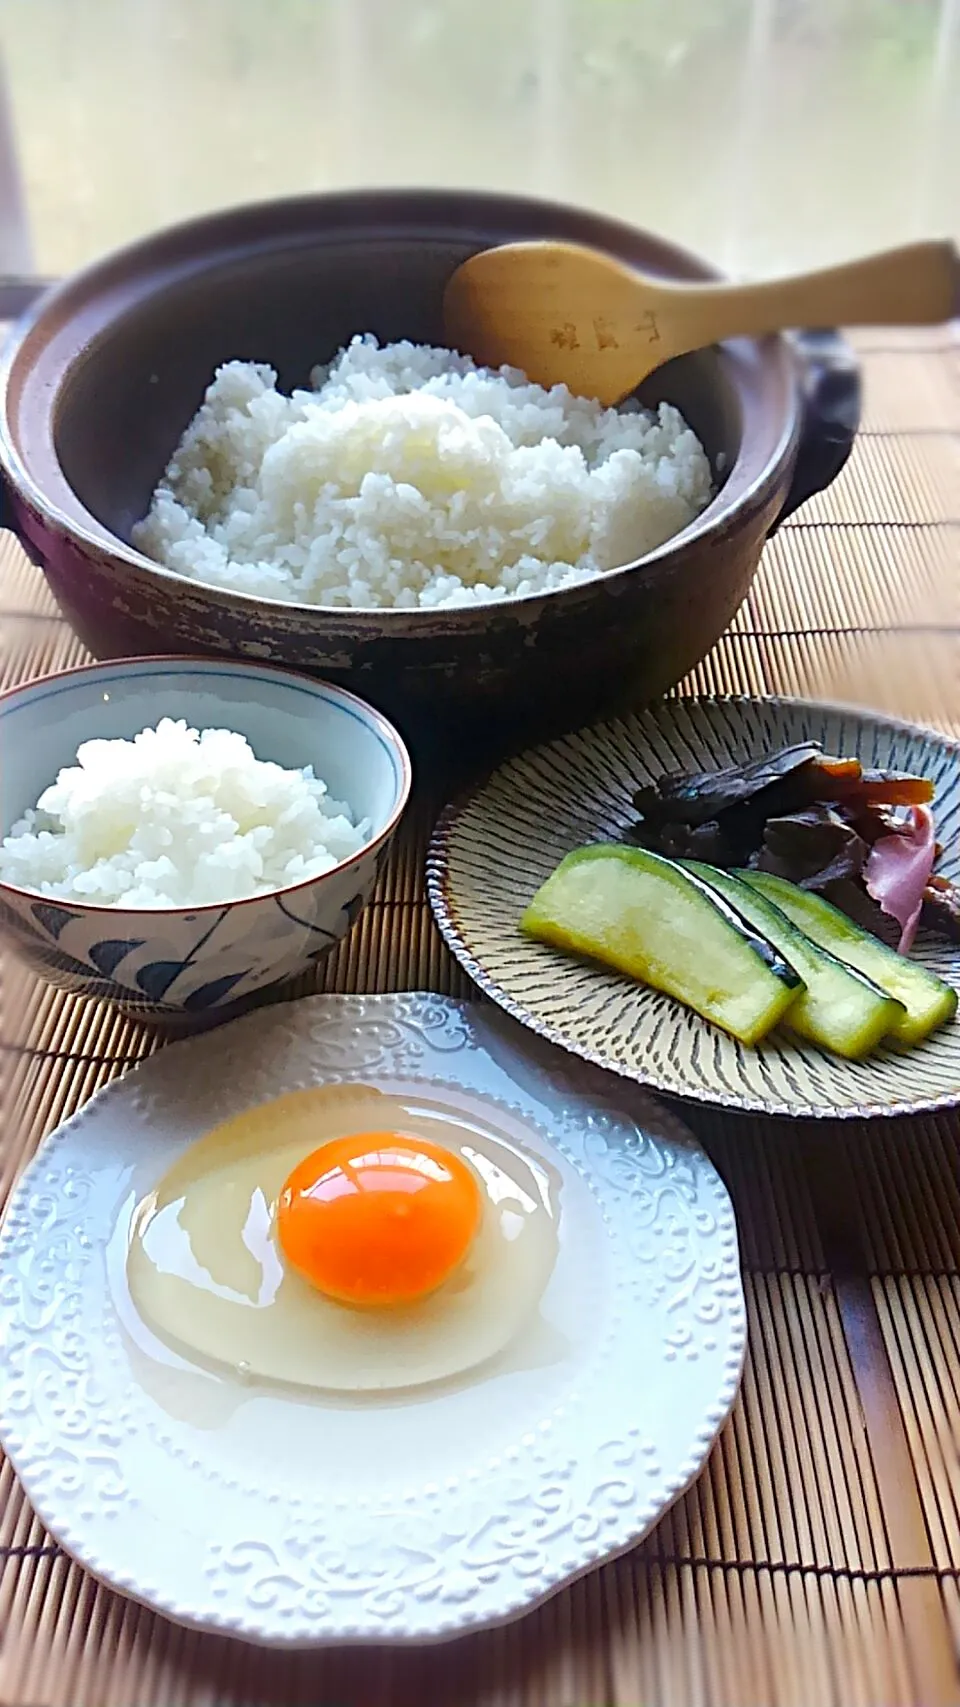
[0,657,411,1027]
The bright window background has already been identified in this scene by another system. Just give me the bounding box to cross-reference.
[0,0,957,281]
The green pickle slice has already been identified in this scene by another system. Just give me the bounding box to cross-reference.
[741,871,957,1048]
[521,843,804,1047]
[684,861,905,1059]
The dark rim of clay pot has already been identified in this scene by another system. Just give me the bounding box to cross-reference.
[0,189,801,622]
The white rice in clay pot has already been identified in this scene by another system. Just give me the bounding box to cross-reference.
[132,336,714,611]
[0,719,370,908]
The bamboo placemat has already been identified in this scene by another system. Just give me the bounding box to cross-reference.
[1,329,959,1707]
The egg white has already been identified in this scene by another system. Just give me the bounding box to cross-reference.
[127,1084,560,1394]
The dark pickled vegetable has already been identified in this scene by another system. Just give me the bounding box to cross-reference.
[632,743,824,830]
[632,744,932,837]
[627,741,959,947]
[922,875,960,945]
[753,806,869,889]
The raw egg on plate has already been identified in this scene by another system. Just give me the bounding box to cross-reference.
[127,1084,559,1393]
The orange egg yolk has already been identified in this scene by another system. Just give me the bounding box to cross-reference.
[276,1132,482,1307]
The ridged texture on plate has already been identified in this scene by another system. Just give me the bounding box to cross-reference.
[428,698,960,1119]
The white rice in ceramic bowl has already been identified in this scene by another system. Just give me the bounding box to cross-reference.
[0,718,370,908]
[0,659,411,1024]
[132,337,714,611]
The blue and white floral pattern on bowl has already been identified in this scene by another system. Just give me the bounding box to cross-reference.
[0,657,411,1026]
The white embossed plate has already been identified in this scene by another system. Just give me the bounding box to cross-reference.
[0,993,745,1646]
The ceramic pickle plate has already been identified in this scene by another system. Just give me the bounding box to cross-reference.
[0,993,745,1646]
[428,698,960,1119]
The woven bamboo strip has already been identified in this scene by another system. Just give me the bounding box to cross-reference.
[742,1275,889,1570]
[1,949,160,1062]
[847,331,960,425]
[855,356,960,434]
[681,628,960,739]
[784,434,959,526]
[845,1119,960,1275]
[693,1121,825,1271]
[748,525,959,633]
[0,536,61,618]
[628,1271,892,1575]
[874,1276,960,1570]
[607,1558,917,1707]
